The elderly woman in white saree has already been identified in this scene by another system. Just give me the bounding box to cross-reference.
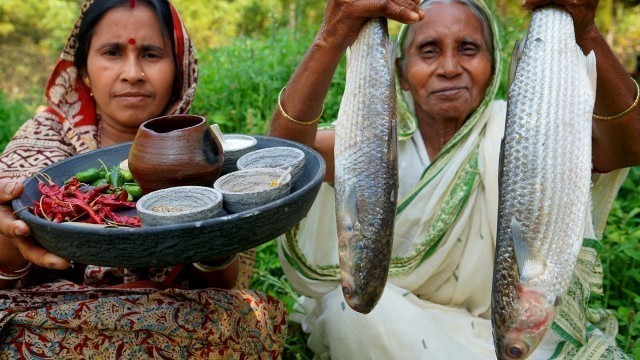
[270,0,640,358]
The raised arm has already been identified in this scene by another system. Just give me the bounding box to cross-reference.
[523,0,640,172]
[269,0,424,181]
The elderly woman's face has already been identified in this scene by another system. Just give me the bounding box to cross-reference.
[86,4,175,131]
[399,2,492,123]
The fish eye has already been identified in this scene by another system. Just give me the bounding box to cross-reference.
[505,342,528,359]
[342,286,352,296]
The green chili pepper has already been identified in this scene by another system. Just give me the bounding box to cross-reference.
[122,184,143,200]
[120,169,134,182]
[75,168,101,183]
[108,171,124,187]
[91,178,109,187]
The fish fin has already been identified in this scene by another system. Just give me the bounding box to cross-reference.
[388,115,398,161]
[507,38,526,90]
[338,180,358,234]
[498,137,505,189]
[584,50,597,96]
[388,121,398,204]
[390,24,397,60]
[511,217,546,283]
[380,18,396,79]
[389,39,398,73]
[554,295,563,307]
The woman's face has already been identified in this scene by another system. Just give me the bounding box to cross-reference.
[85,4,175,133]
[399,2,492,123]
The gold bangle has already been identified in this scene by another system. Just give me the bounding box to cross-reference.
[193,254,237,272]
[593,77,639,121]
[0,262,34,280]
[278,86,323,126]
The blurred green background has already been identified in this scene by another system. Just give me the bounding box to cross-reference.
[1,0,638,358]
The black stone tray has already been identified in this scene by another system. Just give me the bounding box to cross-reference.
[12,135,325,267]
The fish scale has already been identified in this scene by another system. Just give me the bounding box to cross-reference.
[334,17,399,314]
[491,6,596,359]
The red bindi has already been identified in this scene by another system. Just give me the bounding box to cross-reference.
[130,0,136,8]
[129,38,136,45]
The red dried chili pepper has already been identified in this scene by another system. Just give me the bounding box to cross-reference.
[38,182,63,200]
[31,177,142,227]
[99,207,141,227]
[84,184,111,202]
[93,195,136,210]
[64,198,103,224]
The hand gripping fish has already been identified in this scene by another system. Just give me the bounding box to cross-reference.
[334,17,399,314]
[491,6,597,359]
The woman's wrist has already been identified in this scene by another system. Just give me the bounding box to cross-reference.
[1,258,31,271]
[0,261,33,280]
[574,23,601,51]
[315,24,356,54]
[193,254,237,272]
[0,235,30,271]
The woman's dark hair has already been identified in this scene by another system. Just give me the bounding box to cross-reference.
[74,0,176,78]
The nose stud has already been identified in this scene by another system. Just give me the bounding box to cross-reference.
[141,72,145,79]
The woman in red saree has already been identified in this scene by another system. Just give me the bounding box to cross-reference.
[0,0,286,357]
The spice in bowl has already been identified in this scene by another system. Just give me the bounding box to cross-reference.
[136,186,223,226]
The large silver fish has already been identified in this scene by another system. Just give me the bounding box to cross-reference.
[491,6,597,359]
[334,17,398,314]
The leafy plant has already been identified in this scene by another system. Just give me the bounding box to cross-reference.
[600,167,640,356]
[490,3,528,100]
[0,92,32,151]
[191,27,345,136]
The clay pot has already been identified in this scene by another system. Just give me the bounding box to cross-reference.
[128,114,224,194]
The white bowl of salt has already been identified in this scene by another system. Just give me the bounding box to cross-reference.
[210,124,258,174]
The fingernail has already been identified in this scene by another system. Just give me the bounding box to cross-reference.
[4,182,16,195]
[47,259,68,270]
[14,226,29,237]
[410,12,419,21]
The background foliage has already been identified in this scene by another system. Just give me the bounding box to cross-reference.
[1,0,639,103]
[0,0,638,358]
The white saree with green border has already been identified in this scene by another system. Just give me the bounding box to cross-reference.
[278,104,629,359]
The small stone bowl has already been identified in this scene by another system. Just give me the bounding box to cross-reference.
[236,146,305,184]
[136,186,223,226]
[213,167,292,214]
[221,134,257,174]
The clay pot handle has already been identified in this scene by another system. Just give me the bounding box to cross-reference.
[210,124,227,147]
